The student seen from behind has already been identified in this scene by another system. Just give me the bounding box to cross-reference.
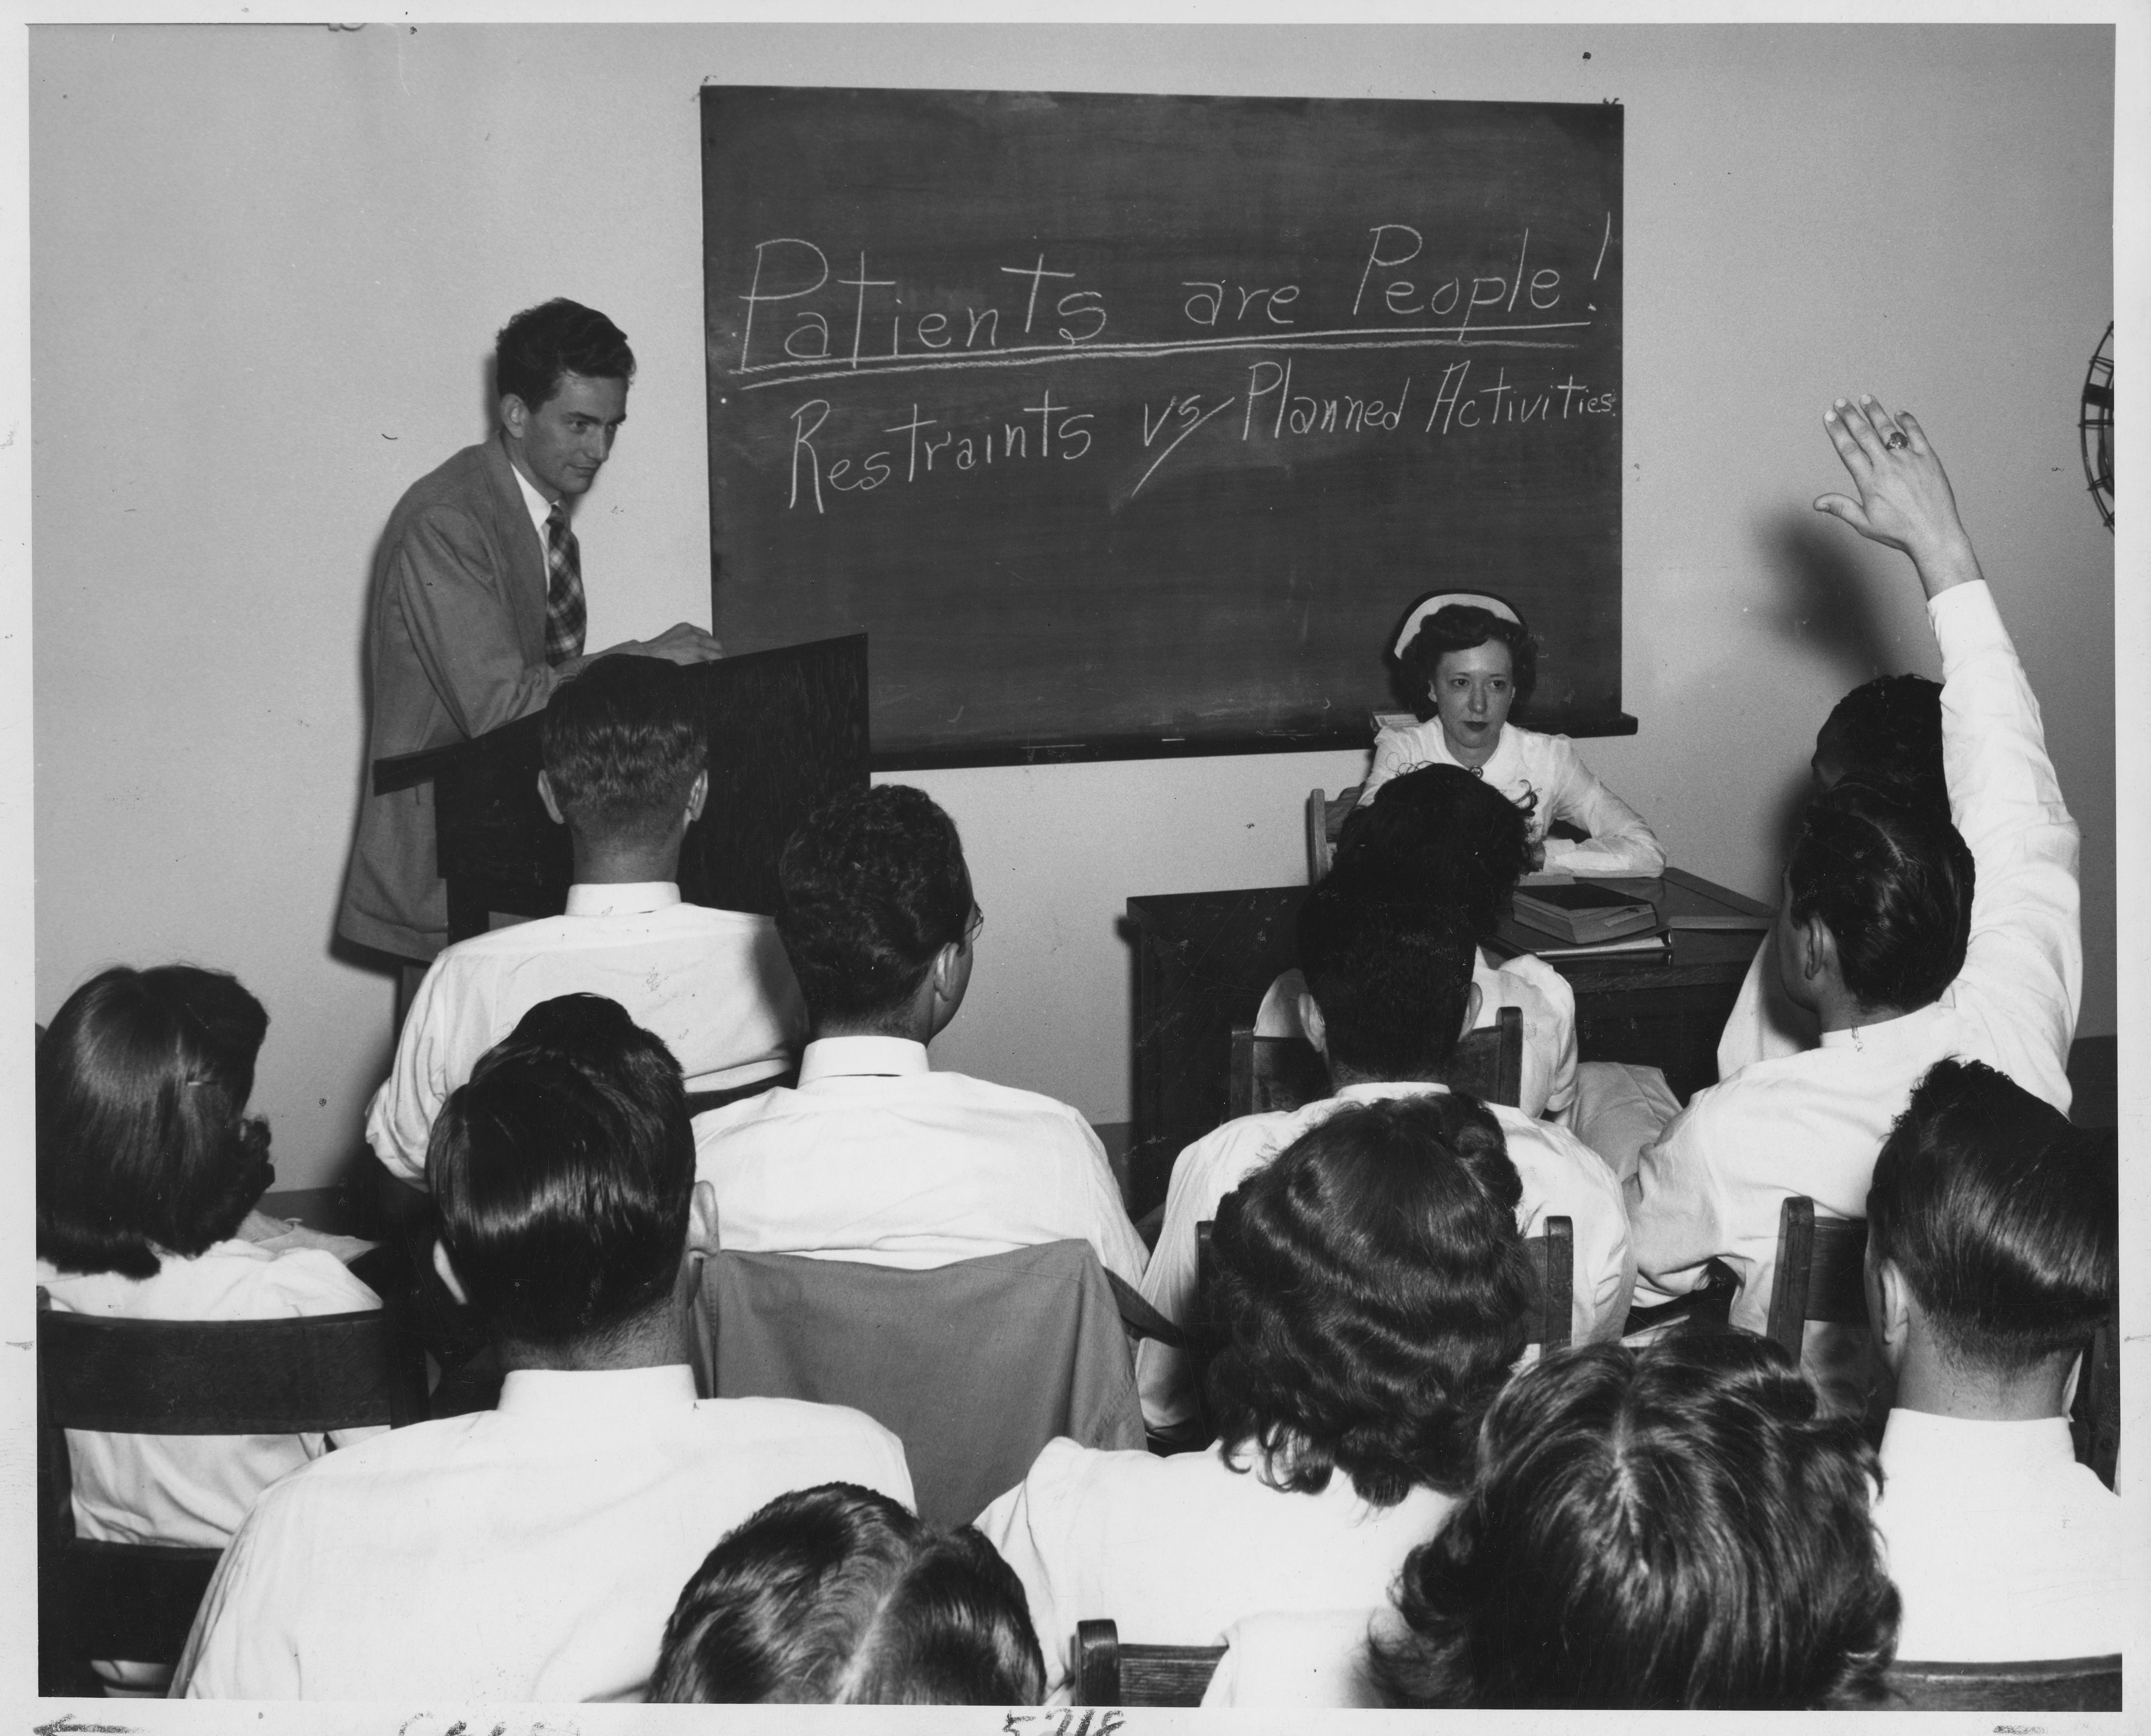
[176,993,911,1702]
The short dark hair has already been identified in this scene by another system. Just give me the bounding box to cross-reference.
[1816,675,1945,817]
[495,298,636,412]
[429,993,692,1349]
[38,966,276,1279]
[1297,869,1479,1080]
[776,786,974,1029]
[1868,1058,2115,1372]
[1372,1334,1899,1709]
[541,655,707,849]
[1395,602,1540,717]
[1334,763,1535,940]
[1203,1096,1534,1507]
[1786,782,1973,1012]
[652,1483,1044,1705]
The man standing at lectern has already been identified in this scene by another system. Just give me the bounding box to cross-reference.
[337,299,722,1000]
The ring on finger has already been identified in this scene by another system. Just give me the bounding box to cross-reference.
[1885,430,1909,450]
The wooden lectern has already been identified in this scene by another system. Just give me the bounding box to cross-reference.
[372,636,869,942]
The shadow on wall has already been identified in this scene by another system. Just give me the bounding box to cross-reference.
[1762,509,1901,699]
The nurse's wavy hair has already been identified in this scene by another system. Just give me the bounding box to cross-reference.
[1868,1058,2115,1373]
[1816,674,1946,818]
[1371,1334,1900,1709]
[429,993,693,1350]
[38,965,276,1279]
[653,1483,1044,1705]
[1297,869,1480,1082]
[1202,1095,1534,1508]
[1332,763,1536,941]
[1394,602,1540,719]
[1786,780,1973,1014]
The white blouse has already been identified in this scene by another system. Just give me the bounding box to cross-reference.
[1360,720,1665,878]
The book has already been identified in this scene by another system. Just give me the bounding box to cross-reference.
[1511,930,1675,962]
[1510,881,1662,946]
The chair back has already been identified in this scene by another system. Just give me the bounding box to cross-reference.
[37,1298,426,1685]
[1764,1195,1868,1358]
[1227,1010,1522,1124]
[701,1239,1146,1527]
[1075,1618,1225,1707]
[1304,785,1364,883]
[1883,1654,2121,1711]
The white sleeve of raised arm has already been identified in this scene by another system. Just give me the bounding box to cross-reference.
[1930,582,2081,1111]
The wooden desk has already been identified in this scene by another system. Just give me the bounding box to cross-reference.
[1124,879,1764,1219]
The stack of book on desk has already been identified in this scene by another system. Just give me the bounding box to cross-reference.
[1490,868,1776,964]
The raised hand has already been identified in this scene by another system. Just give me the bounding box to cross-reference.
[1813,395,1981,598]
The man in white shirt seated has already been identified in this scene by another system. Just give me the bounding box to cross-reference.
[367,652,805,1188]
[1864,1057,2126,1662]
[1136,869,1633,1432]
[695,784,1146,1285]
[1630,399,2080,1408]
[175,994,912,1702]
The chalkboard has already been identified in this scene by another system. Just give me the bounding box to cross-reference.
[702,87,1625,769]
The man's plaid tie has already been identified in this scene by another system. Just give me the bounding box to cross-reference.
[544,504,587,666]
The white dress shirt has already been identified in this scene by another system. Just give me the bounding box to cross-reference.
[1134,1079,1633,1429]
[1202,1608,1397,1708]
[368,881,806,1185]
[509,456,557,545]
[1255,948,1579,1122]
[974,1437,1452,1699]
[695,1035,1148,1287]
[1873,1409,2130,1662]
[174,1364,913,1702]
[38,1241,382,1550]
[1631,583,2080,1335]
[1360,720,1666,878]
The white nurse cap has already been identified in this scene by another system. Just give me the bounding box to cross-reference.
[1391,591,1525,660]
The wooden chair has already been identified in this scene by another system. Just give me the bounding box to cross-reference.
[700,1239,1175,1527]
[1074,1618,1225,1707]
[1882,1654,2121,1711]
[1764,1195,1868,1359]
[1227,1007,1524,1122]
[1305,784,1363,883]
[37,1297,428,1692]
[2071,1306,2120,1490]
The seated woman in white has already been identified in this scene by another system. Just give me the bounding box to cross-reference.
[977,1093,1535,1702]
[1359,591,1664,878]
[1261,762,1576,1121]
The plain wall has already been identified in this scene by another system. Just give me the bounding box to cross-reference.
[32,23,2116,1191]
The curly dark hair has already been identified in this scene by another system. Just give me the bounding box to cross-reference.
[1371,1334,1900,1709]
[653,1483,1044,1705]
[1394,601,1540,719]
[1333,763,1535,940]
[1869,1058,2115,1373]
[1816,674,1945,819]
[541,655,707,850]
[495,298,635,410]
[1201,1095,1534,1508]
[1786,780,1973,1013]
[430,994,693,1350]
[38,965,276,1278]
[776,785,974,1029]
[1297,868,1480,1081]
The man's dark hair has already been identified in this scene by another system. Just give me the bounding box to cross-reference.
[1203,1095,1534,1507]
[541,655,707,849]
[776,786,974,1029]
[1786,781,1974,1013]
[652,1483,1044,1705]
[428,993,692,1350]
[1372,1334,1900,1709]
[38,966,275,1279]
[1333,763,1535,940]
[1868,1058,2116,1372]
[495,298,636,411]
[1816,674,1946,818]
[1395,602,1540,717]
[1297,867,1479,1080]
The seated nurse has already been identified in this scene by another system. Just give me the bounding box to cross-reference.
[1359,592,1665,879]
